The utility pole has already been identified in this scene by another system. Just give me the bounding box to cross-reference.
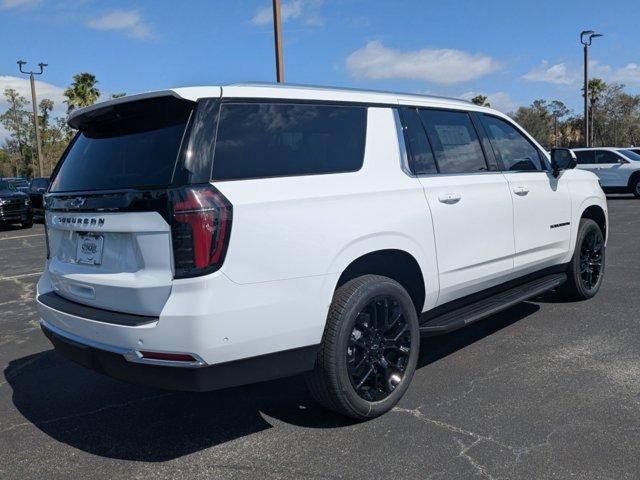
[580,31,602,148]
[272,0,285,83]
[17,60,47,177]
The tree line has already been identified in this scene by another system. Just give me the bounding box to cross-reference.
[2,74,639,179]
[0,73,124,178]
[471,79,640,149]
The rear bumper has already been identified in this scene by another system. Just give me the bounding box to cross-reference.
[41,319,317,392]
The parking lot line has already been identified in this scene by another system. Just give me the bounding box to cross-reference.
[0,272,42,281]
[0,233,45,241]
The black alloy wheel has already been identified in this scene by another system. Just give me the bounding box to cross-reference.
[346,295,412,401]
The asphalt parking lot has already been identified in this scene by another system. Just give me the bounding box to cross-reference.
[0,197,638,480]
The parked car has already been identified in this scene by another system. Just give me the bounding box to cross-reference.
[572,147,640,197]
[0,178,33,228]
[37,84,608,419]
[28,177,50,219]
[2,176,30,193]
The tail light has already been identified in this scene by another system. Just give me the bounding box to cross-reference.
[169,184,232,278]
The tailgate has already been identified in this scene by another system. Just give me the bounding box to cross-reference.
[45,210,173,316]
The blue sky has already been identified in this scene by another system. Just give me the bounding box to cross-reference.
[1,0,639,128]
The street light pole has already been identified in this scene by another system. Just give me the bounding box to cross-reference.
[272,0,285,83]
[17,60,47,177]
[580,31,602,148]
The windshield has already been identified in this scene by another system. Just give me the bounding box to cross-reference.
[618,149,640,161]
[7,179,28,188]
[50,97,194,193]
[0,180,16,191]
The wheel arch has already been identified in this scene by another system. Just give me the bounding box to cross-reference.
[335,249,426,315]
[580,203,607,241]
[628,170,640,189]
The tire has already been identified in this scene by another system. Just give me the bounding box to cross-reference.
[305,274,420,419]
[631,176,640,199]
[21,218,33,229]
[557,218,605,301]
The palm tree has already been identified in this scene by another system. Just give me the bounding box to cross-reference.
[64,73,100,113]
[587,78,607,146]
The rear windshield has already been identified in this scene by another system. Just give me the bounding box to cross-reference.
[211,103,367,181]
[51,97,193,193]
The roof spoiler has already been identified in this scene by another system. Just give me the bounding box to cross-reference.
[67,90,192,130]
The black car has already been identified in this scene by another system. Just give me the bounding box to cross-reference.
[0,179,33,228]
[2,177,30,193]
[28,177,50,219]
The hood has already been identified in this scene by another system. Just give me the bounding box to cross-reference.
[0,190,27,199]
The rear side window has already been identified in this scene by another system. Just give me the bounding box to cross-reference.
[575,150,595,164]
[418,110,488,174]
[212,103,366,181]
[481,115,543,171]
[51,97,193,193]
[595,150,621,164]
[399,107,437,175]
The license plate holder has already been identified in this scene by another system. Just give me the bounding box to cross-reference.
[76,234,104,265]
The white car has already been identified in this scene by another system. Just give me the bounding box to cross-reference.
[573,147,640,197]
[37,84,608,419]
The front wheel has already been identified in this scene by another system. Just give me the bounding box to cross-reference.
[557,218,605,301]
[305,275,420,419]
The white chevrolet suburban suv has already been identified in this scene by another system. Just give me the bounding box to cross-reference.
[37,84,608,419]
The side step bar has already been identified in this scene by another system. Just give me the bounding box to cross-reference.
[419,273,567,335]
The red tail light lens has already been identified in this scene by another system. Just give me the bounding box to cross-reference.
[169,185,232,278]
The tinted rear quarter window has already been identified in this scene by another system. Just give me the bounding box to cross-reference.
[212,103,366,181]
[418,109,488,174]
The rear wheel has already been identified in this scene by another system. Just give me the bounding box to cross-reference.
[305,275,419,419]
[631,176,640,199]
[557,218,605,300]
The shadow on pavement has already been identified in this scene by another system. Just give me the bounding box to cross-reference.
[5,302,539,462]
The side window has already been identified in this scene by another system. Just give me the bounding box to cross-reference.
[481,115,543,171]
[575,150,595,164]
[595,150,622,164]
[418,109,488,174]
[212,103,366,181]
[398,107,437,175]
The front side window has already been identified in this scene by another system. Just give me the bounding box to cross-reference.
[418,109,487,174]
[575,150,595,164]
[595,150,622,164]
[399,107,437,175]
[212,103,366,181]
[481,115,543,171]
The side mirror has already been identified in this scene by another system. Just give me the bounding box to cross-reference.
[550,148,577,177]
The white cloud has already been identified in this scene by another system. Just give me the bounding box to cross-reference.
[0,76,67,141]
[522,61,577,85]
[1,0,41,9]
[459,91,519,113]
[251,0,324,27]
[86,10,153,40]
[608,63,640,86]
[345,41,502,85]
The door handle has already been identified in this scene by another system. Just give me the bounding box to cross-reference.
[513,186,529,196]
[438,193,462,204]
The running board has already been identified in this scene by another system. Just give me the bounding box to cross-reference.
[419,273,567,335]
